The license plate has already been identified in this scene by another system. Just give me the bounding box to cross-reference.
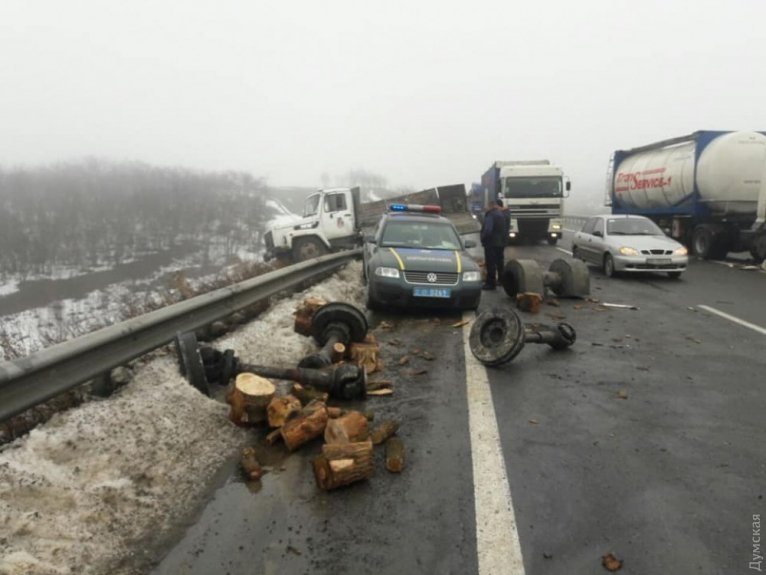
[413,287,451,298]
[647,258,672,264]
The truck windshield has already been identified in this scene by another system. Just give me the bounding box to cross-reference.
[303,194,321,217]
[503,177,562,198]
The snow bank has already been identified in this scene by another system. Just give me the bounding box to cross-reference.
[0,260,365,575]
[0,281,19,297]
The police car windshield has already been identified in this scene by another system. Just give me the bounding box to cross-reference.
[381,221,462,250]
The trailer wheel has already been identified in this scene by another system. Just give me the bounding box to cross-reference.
[750,235,766,263]
[692,226,727,260]
[547,236,558,246]
[293,237,328,262]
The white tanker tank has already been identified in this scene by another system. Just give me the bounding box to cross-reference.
[607,130,766,261]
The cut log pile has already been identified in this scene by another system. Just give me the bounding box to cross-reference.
[235,299,407,492]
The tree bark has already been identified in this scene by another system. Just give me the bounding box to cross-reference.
[267,395,302,428]
[313,440,374,490]
[385,437,405,473]
[370,419,399,445]
[324,411,369,444]
[280,400,328,451]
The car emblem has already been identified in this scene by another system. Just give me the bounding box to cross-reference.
[427,273,437,283]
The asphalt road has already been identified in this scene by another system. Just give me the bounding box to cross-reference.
[151,231,765,575]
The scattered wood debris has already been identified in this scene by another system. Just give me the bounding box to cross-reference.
[517,292,543,313]
[280,400,328,451]
[350,334,384,374]
[324,411,369,444]
[601,302,639,310]
[240,447,264,480]
[229,373,275,426]
[370,419,399,445]
[385,437,405,473]
[601,552,623,571]
[451,319,470,328]
[267,395,301,428]
[313,440,374,490]
[293,297,328,336]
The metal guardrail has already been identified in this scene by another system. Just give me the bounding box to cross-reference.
[0,249,361,422]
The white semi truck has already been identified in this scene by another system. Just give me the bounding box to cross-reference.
[607,130,766,261]
[477,160,570,245]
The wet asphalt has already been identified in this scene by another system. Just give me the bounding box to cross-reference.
[150,231,765,575]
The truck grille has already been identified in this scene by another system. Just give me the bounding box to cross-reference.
[640,249,672,255]
[404,271,458,286]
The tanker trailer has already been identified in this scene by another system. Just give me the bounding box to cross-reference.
[607,130,766,261]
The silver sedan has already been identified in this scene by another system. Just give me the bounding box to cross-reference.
[572,214,689,278]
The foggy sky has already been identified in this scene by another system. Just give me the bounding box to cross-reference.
[1,1,764,206]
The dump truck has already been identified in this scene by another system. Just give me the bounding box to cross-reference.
[607,130,766,261]
[479,160,570,245]
[264,184,478,262]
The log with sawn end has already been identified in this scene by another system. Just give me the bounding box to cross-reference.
[370,419,399,445]
[324,411,369,444]
[313,440,374,490]
[385,437,405,473]
[240,447,264,480]
[280,400,329,451]
[267,395,301,428]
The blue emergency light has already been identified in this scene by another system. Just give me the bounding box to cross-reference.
[388,203,441,214]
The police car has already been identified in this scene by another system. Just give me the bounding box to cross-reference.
[362,204,482,310]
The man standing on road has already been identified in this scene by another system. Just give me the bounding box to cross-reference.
[480,199,508,290]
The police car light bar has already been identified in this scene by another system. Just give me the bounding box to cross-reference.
[389,203,442,214]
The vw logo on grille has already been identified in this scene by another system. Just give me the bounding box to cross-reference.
[427,273,438,283]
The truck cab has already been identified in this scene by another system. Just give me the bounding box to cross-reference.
[264,187,362,262]
[496,162,570,245]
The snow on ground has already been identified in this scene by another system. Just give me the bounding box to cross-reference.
[0,281,19,297]
[0,260,365,575]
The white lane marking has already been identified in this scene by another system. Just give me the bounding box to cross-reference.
[462,311,525,575]
[556,247,573,256]
[698,305,766,335]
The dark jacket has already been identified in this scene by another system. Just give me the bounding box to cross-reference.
[480,207,508,247]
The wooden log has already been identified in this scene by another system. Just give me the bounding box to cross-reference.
[312,440,374,490]
[293,297,328,336]
[516,292,543,314]
[240,447,264,480]
[330,342,346,363]
[266,395,302,428]
[385,437,405,473]
[370,419,399,445]
[327,407,346,419]
[349,334,383,374]
[280,400,329,451]
[367,388,393,397]
[291,384,329,406]
[229,373,275,426]
[324,411,369,444]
